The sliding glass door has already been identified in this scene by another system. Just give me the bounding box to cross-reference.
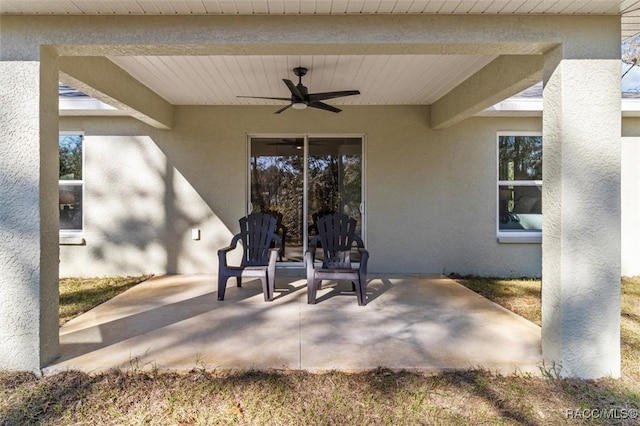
[249,135,364,265]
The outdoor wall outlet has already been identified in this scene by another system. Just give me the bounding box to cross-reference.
[191,228,200,240]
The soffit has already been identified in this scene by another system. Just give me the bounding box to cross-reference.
[0,0,635,16]
[3,0,640,37]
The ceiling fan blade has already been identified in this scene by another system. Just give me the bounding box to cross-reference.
[283,79,304,100]
[307,90,360,103]
[308,101,342,113]
[274,104,293,114]
[237,96,292,101]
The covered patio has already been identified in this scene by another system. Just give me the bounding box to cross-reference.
[1,0,631,379]
[44,275,541,375]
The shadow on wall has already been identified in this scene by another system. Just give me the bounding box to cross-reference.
[67,134,227,276]
[0,176,44,307]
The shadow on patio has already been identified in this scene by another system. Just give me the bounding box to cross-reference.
[44,274,542,375]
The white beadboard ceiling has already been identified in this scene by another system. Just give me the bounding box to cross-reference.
[5,1,639,108]
[107,54,498,106]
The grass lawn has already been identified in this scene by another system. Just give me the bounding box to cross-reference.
[58,275,152,326]
[1,276,639,425]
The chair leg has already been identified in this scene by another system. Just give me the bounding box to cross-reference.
[307,277,320,304]
[356,275,367,306]
[237,277,242,287]
[259,276,271,302]
[267,250,277,301]
[218,275,230,301]
[354,281,365,306]
[266,273,275,302]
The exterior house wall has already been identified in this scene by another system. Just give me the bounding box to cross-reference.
[622,119,640,276]
[61,109,640,279]
[60,109,543,277]
[622,136,640,277]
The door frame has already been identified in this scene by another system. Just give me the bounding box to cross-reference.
[246,133,367,268]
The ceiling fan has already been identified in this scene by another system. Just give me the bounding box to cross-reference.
[238,67,360,114]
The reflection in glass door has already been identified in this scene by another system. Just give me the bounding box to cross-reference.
[249,136,363,265]
[307,137,362,244]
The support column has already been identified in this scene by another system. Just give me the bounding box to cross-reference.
[0,48,60,371]
[542,47,621,379]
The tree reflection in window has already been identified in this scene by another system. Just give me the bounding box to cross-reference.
[498,134,542,233]
[59,134,83,232]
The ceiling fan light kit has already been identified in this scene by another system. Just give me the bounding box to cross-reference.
[238,67,360,114]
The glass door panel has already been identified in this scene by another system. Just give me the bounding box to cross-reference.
[250,137,305,262]
[307,137,363,261]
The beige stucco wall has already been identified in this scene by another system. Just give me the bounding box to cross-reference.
[621,119,640,276]
[59,108,542,277]
[622,137,640,277]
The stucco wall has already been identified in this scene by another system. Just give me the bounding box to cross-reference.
[1,58,60,370]
[59,108,542,277]
[622,135,640,277]
[622,120,640,277]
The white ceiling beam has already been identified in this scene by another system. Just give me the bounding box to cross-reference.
[430,54,544,129]
[58,56,174,129]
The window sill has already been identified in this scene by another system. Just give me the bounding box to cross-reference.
[497,233,542,244]
[60,235,86,245]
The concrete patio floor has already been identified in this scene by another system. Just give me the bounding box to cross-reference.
[44,274,542,375]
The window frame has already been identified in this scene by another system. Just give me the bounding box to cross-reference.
[496,131,542,244]
[59,131,85,242]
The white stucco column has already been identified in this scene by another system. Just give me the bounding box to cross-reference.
[0,49,60,371]
[542,47,621,379]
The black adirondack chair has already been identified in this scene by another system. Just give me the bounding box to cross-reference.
[305,213,369,306]
[218,213,282,302]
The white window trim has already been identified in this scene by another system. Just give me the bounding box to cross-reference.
[59,131,85,243]
[496,131,542,244]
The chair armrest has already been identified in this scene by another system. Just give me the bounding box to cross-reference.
[306,236,320,262]
[268,248,279,261]
[305,250,316,281]
[217,233,241,267]
[357,247,369,274]
[271,234,282,249]
[309,235,321,249]
[267,247,278,283]
[305,235,321,278]
[353,235,365,248]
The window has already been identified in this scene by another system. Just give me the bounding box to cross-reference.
[59,133,83,235]
[497,133,542,243]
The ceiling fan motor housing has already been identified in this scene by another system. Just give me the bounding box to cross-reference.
[293,67,308,78]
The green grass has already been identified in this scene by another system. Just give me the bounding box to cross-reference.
[453,276,542,326]
[59,275,152,326]
[1,275,639,425]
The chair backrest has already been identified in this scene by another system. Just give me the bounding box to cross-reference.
[239,213,278,266]
[315,213,359,269]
